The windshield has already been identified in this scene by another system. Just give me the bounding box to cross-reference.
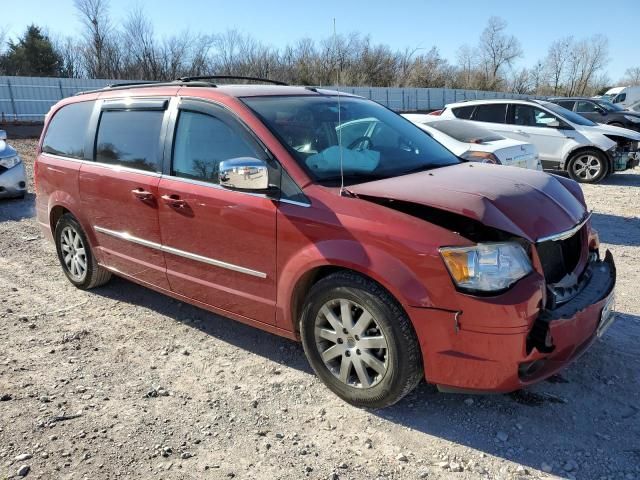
[425,120,503,143]
[542,102,597,126]
[242,95,460,185]
[595,100,625,112]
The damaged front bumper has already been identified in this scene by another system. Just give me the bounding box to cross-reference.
[411,252,616,393]
[0,161,27,198]
[520,251,616,382]
[611,150,640,171]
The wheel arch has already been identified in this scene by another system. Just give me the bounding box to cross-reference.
[278,241,434,335]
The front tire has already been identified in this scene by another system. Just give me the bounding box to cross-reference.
[54,214,112,289]
[300,271,423,408]
[567,149,607,183]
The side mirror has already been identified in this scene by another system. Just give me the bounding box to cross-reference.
[219,157,273,193]
[597,107,607,115]
[547,120,561,128]
[0,130,6,141]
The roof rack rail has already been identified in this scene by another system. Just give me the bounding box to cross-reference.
[75,80,216,96]
[177,75,288,86]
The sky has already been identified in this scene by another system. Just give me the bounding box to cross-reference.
[4,0,639,81]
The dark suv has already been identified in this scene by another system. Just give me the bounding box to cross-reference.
[549,97,640,132]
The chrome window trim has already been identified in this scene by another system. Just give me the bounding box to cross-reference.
[536,212,592,243]
[40,152,162,177]
[280,198,311,208]
[93,226,267,279]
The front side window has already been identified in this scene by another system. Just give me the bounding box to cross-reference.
[42,101,95,159]
[243,95,460,185]
[472,104,507,124]
[95,110,164,172]
[613,93,626,103]
[512,105,559,127]
[172,110,261,184]
[576,101,599,113]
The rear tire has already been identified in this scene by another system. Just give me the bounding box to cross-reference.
[566,149,607,183]
[300,271,423,409]
[54,214,111,289]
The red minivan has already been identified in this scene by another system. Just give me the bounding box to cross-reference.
[35,78,616,408]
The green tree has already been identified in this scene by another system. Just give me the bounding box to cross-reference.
[2,25,61,76]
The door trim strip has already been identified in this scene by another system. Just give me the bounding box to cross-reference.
[93,226,267,279]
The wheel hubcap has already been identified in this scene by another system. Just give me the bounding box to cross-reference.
[573,155,601,180]
[314,299,389,389]
[60,226,87,281]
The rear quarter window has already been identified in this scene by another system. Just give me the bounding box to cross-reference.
[42,101,95,159]
[451,105,475,119]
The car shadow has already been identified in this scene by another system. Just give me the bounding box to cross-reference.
[89,276,639,479]
[599,171,640,187]
[0,192,35,222]
[591,211,640,247]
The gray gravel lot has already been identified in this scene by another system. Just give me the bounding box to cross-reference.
[1,138,639,480]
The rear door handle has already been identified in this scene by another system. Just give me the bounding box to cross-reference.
[161,194,187,208]
[131,188,154,201]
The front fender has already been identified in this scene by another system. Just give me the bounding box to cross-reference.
[276,239,437,332]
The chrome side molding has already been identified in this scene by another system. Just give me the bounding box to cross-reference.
[94,226,267,279]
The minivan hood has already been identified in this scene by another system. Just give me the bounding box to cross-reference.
[349,163,586,243]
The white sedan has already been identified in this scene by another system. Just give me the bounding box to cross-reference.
[402,114,541,170]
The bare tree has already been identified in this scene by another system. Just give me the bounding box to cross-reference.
[54,36,85,77]
[477,17,522,90]
[74,0,115,78]
[544,37,572,95]
[509,67,532,94]
[621,67,640,86]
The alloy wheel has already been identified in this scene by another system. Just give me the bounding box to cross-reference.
[314,299,389,389]
[572,154,602,181]
[60,226,88,282]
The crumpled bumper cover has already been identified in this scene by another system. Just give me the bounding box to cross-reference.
[412,251,616,393]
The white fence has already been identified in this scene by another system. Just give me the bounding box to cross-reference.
[0,75,547,122]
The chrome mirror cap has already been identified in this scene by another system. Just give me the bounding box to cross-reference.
[219,157,270,191]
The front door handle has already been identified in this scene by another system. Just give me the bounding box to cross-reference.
[131,188,154,201]
[514,129,527,135]
[161,194,187,208]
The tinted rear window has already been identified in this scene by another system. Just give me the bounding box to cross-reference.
[473,104,507,123]
[451,105,475,119]
[426,120,503,143]
[42,101,95,159]
[555,100,576,110]
[95,110,164,172]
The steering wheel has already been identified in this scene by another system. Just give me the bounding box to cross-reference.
[347,136,374,150]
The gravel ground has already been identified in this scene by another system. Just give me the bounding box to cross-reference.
[1,138,639,480]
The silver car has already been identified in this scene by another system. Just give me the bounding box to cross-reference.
[0,130,27,199]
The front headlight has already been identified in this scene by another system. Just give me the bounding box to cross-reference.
[439,242,532,292]
[0,155,21,169]
[624,115,640,124]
